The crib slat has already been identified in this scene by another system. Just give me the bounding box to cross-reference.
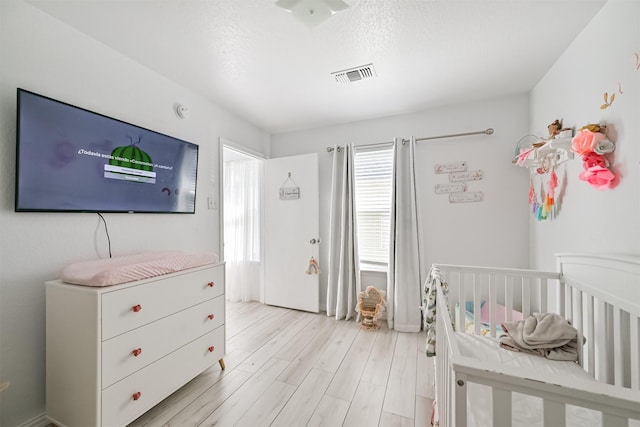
[489,274,497,337]
[473,273,481,336]
[492,388,511,427]
[558,281,565,317]
[574,289,584,366]
[613,306,623,386]
[539,277,548,314]
[505,276,513,322]
[602,413,628,427]
[543,400,565,427]
[436,306,449,427]
[457,274,464,332]
[443,356,449,427]
[441,353,449,427]
[632,315,639,390]
[586,294,595,376]
[596,298,608,383]
[451,272,457,331]
[522,277,530,318]
[565,285,573,322]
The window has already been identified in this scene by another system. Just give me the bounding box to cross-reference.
[353,145,394,271]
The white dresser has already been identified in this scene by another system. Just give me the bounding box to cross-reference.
[46,263,225,427]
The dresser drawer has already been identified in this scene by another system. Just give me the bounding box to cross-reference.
[101,265,224,339]
[102,326,224,427]
[102,295,224,388]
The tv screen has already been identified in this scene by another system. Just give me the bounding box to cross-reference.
[15,89,198,213]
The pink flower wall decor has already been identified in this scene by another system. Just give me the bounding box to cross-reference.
[571,127,617,190]
[582,152,609,169]
[579,166,616,190]
[571,129,606,156]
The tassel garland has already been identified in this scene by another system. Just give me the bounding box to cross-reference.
[529,169,559,221]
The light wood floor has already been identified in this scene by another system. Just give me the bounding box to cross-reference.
[127,301,435,427]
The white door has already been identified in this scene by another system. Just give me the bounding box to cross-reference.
[264,153,319,313]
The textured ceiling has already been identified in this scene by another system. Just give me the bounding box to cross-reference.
[27,0,607,134]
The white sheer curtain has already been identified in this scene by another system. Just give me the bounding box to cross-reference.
[387,137,424,331]
[326,144,360,320]
[224,158,262,303]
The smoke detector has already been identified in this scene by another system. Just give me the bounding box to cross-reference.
[331,64,377,84]
[174,103,189,119]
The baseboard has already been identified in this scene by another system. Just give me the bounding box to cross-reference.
[18,413,49,427]
[393,322,421,333]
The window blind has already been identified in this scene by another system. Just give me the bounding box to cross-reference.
[353,146,394,270]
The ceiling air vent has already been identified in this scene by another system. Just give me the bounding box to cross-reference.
[332,63,376,84]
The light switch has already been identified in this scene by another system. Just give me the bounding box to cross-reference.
[207,197,217,210]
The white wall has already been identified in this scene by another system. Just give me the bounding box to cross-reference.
[271,94,531,311]
[0,1,269,425]
[529,0,640,271]
[3,1,634,425]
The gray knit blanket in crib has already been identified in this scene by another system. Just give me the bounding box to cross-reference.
[499,312,579,362]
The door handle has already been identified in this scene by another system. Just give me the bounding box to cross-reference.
[309,238,321,244]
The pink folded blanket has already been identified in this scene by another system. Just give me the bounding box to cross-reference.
[61,250,219,287]
[499,312,579,361]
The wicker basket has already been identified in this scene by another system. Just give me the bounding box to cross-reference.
[356,286,386,330]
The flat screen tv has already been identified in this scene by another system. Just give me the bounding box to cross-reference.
[15,88,198,213]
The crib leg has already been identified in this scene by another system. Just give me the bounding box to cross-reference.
[455,374,467,426]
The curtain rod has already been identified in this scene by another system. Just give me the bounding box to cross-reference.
[326,128,494,152]
[414,128,494,143]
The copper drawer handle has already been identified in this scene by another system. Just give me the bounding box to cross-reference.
[132,391,142,401]
[207,281,215,288]
[208,346,215,353]
[132,348,142,357]
[132,304,142,313]
[208,314,215,320]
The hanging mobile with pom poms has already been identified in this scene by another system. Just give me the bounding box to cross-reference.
[528,178,535,205]
[546,167,558,219]
[542,191,551,220]
[528,177,539,216]
[537,184,546,221]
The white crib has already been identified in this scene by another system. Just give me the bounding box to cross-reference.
[431,253,640,427]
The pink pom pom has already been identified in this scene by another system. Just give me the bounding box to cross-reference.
[578,166,615,190]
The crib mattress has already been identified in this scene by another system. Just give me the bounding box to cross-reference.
[61,250,219,287]
[455,332,640,427]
